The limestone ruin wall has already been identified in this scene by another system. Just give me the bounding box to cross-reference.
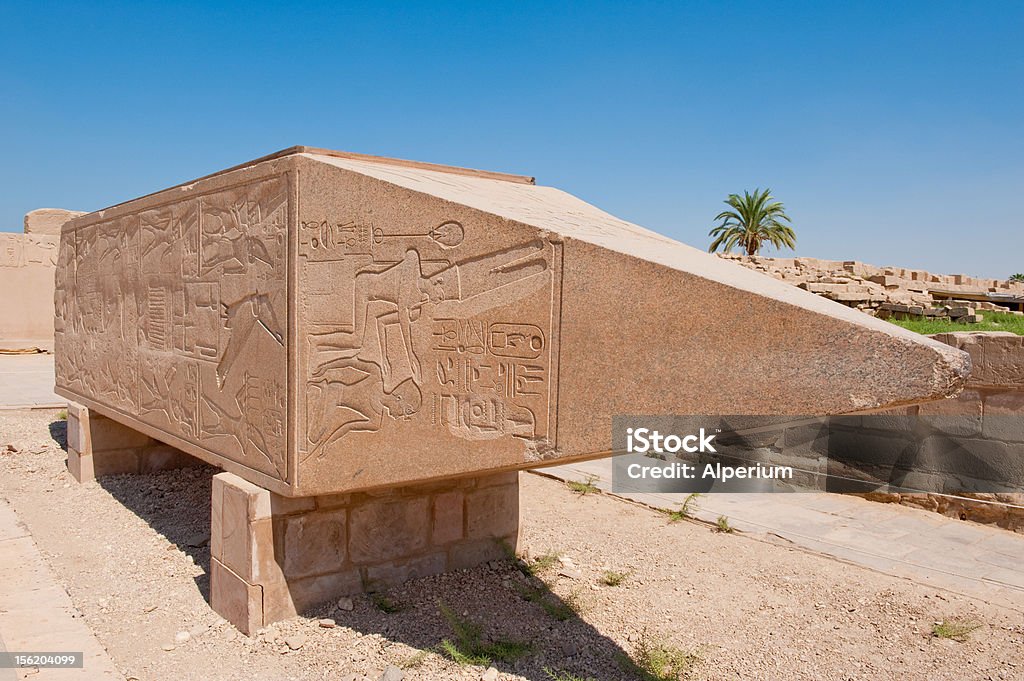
[719,253,1024,322]
[0,209,83,351]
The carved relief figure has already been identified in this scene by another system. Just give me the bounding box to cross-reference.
[302,223,559,453]
[305,357,422,459]
[309,249,437,391]
[60,175,291,483]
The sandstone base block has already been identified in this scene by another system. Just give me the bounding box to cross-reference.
[65,402,202,482]
[209,470,519,634]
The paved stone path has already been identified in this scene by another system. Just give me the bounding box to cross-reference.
[537,458,1024,612]
[0,628,15,681]
[0,499,122,680]
[0,355,61,410]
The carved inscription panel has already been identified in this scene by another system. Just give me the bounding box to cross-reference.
[55,175,290,482]
[0,233,58,269]
[298,215,562,463]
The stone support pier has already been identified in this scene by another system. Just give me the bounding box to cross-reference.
[65,402,201,482]
[209,470,519,634]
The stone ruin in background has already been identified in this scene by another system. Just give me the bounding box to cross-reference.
[720,253,1024,323]
[0,209,82,351]
[53,147,970,633]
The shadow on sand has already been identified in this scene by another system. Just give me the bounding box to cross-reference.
[45,421,653,680]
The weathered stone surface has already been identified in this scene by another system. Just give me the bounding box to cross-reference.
[66,405,90,454]
[917,391,983,416]
[720,253,1024,315]
[723,253,1024,322]
[813,333,1024,523]
[287,570,361,614]
[918,391,984,437]
[219,483,258,579]
[210,558,263,635]
[88,415,152,449]
[348,496,429,563]
[919,437,1023,481]
[54,147,970,496]
[365,552,447,586]
[465,484,519,540]
[932,332,1024,388]
[140,444,202,473]
[66,444,93,483]
[431,490,464,545]
[982,392,1024,442]
[24,208,86,235]
[1,208,84,350]
[65,402,202,482]
[283,509,347,578]
[0,232,57,349]
[448,536,511,571]
[209,470,520,634]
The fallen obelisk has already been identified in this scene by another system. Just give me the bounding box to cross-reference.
[54,147,969,632]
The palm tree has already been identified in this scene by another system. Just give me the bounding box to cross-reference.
[708,188,796,256]
[1009,273,1024,283]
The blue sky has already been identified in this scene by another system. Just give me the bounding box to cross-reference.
[2,1,1021,277]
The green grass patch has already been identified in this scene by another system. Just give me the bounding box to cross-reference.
[438,602,531,666]
[617,630,702,681]
[600,569,630,587]
[714,516,735,533]
[399,649,431,669]
[931,618,982,642]
[439,638,491,667]
[56,409,67,420]
[528,549,562,576]
[888,311,1024,336]
[566,474,601,496]
[663,493,702,522]
[494,539,561,580]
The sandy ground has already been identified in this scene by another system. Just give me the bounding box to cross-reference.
[1,408,1022,681]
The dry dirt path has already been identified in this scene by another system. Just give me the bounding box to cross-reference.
[0,497,122,680]
[1,408,1022,681]
[541,458,1024,611]
[0,355,61,410]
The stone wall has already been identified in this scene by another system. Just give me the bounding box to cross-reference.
[871,332,1024,529]
[210,470,519,634]
[1,209,83,351]
[1,232,59,350]
[66,401,202,481]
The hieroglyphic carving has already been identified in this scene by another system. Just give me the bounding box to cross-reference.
[0,235,20,268]
[0,233,58,269]
[299,214,562,458]
[1,231,59,347]
[56,175,291,481]
[431,320,549,439]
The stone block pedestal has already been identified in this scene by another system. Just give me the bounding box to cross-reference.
[210,470,520,634]
[65,402,201,482]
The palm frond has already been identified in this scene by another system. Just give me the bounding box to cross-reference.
[707,188,796,255]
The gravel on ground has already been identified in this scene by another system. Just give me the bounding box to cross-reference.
[1,408,1022,681]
